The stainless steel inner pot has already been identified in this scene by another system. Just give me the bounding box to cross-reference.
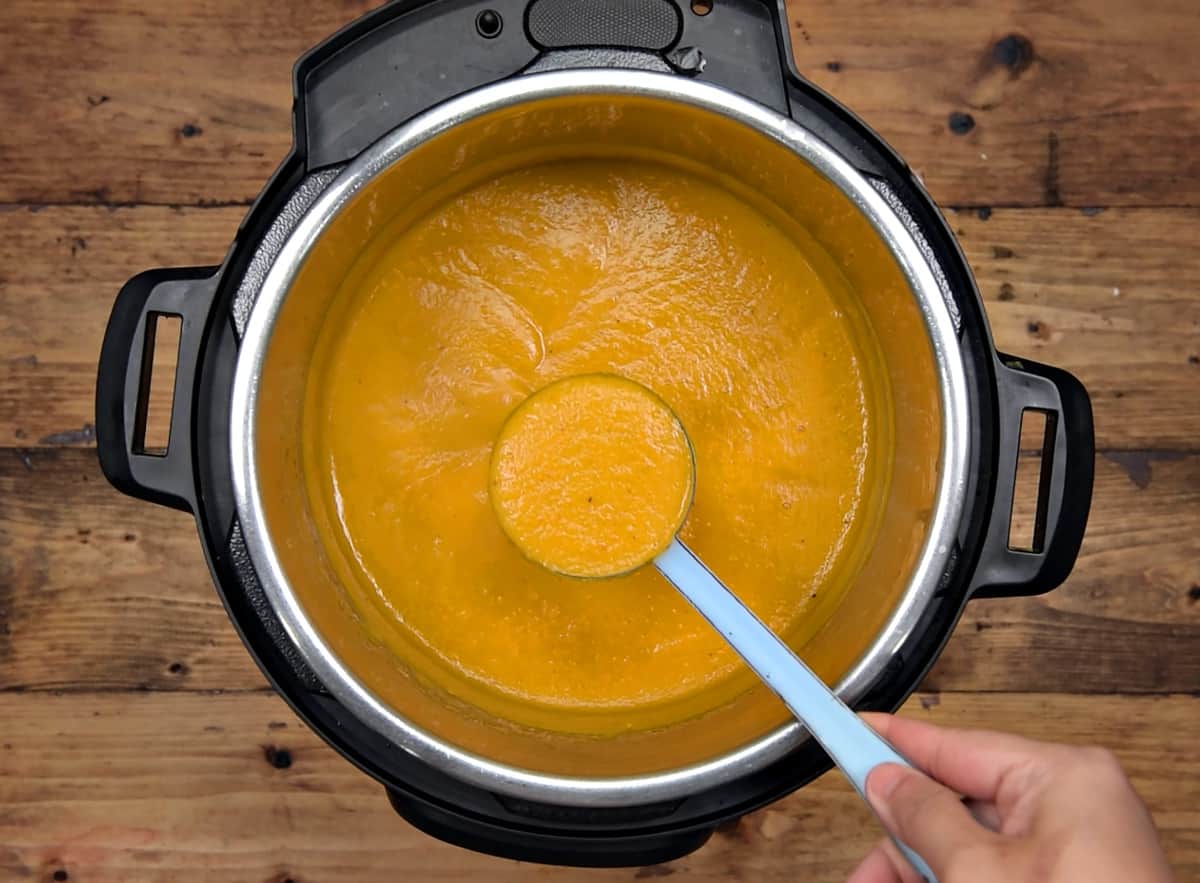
[230,69,971,807]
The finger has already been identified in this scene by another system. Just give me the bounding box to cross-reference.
[845,841,903,883]
[863,712,1051,800]
[867,762,1000,877]
[846,838,927,883]
[877,837,929,883]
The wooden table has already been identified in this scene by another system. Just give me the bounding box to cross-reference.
[1,1,1197,880]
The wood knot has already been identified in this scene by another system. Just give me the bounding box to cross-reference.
[263,746,293,769]
[992,34,1035,75]
[965,33,1036,111]
[948,111,976,135]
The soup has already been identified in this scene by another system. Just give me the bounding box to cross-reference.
[301,156,892,734]
[490,373,696,579]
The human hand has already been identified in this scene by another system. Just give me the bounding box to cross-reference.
[847,713,1174,883]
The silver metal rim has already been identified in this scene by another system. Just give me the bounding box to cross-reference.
[230,69,972,807]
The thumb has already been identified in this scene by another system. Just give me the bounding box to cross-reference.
[867,763,998,877]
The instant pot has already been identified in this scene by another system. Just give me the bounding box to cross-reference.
[95,0,1094,867]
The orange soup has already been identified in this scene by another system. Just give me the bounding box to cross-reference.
[302,157,891,732]
[490,373,695,579]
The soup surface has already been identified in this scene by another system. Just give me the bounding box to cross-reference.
[490,373,696,579]
[303,156,891,731]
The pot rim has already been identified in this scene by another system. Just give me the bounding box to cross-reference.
[230,68,972,807]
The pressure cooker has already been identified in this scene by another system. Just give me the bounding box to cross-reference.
[96,0,1094,867]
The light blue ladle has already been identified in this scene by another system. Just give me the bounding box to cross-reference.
[655,538,935,882]
[492,374,933,880]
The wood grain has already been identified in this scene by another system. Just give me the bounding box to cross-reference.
[0,0,374,207]
[1,2,1198,878]
[1,691,1196,882]
[3,205,1197,451]
[0,448,267,693]
[952,205,1200,452]
[786,0,1200,208]
[0,205,235,449]
[1,0,1198,208]
[2,448,1196,695]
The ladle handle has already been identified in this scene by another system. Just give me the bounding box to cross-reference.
[654,538,936,882]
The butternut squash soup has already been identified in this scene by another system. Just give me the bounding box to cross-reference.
[302,156,892,733]
[490,373,695,578]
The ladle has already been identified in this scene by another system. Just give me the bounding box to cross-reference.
[490,374,935,881]
[654,537,934,881]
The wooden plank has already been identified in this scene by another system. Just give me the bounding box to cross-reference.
[0,0,374,207]
[0,205,235,448]
[0,691,1195,882]
[787,0,1200,209]
[0,449,268,693]
[2,448,1196,694]
[3,205,1197,450]
[1,0,1198,208]
[954,206,1200,452]
[927,448,1200,692]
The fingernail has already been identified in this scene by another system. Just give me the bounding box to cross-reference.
[867,763,908,803]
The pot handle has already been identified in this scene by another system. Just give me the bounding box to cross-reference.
[386,788,713,867]
[96,267,221,513]
[969,355,1094,599]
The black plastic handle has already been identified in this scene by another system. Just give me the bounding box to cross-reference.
[297,0,791,170]
[386,788,713,867]
[96,267,221,513]
[970,355,1095,598]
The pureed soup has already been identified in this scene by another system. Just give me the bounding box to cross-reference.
[301,155,894,735]
[490,373,696,579]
